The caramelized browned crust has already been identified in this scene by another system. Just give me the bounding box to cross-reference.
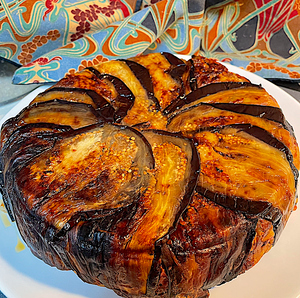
[0,53,299,298]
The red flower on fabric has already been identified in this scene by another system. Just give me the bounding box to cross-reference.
[24,56,62,67]
[70,0,127,42]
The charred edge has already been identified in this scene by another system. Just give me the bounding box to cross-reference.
[37,86,107,109]
[188,58,197,91]
[222,217,258,285]
[164,81,260,114]
[12,195,73,269]
[1,123,72,154]
[0,154,14,221]
[201,103,286,125]
[120,59,160,110]
[74,221,113,269]
[56,200,140,239]
[162,52,187,101]
[146,245,163,296]
[197,186,283,231]
[86,67,135,123]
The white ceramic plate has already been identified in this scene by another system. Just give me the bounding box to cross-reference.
[1,62,300,298]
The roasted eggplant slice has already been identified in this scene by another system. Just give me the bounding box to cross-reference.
[167,102,300,169]
[30,87,104,108]
[194,125,297,229]
[106,130,200,296]
[165,83,278,115]
[14,123,154,229]
[0,100,101,146]
[129,53,184,110]
[89,60,166,129]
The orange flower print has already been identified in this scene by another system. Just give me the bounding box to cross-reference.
[246,61,300,79]
[32,35,48,46]
[17,52,33,65]
[290,71,300,79]
[21,42,37,54]
[47,30,61,41]
[67,55,109,75]
[246,62,262,72]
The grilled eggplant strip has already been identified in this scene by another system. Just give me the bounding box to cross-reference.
[89,61,166,129]
[0,100,101,148]
[167,103,300,170]
[129,53,184,110]
[194,125,297,229]
[30,87,104,109]
[30,86,117,123]
[164,81,257,114]
[119,59,160,109]
[14,123,154,230]
[166,84,279,117]
[106,130,200,296]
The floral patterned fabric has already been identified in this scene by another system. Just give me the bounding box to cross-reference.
[0,0,300,84]
[0,0,203,83]
[200,0,300,81]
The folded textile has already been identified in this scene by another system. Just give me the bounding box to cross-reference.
[1,0,300,84]
[0,0,203,84]
[199,0,300,81]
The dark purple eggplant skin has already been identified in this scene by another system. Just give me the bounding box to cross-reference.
[86,67,135,123]
[36,87,106,108]
[197,185,282,227]
[202,103,285,124]
[164,81,259,114]
[119,59,160,110]
[187,58,197,91]
[162,52,187,78]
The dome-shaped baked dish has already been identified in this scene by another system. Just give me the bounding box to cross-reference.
[0,53,299,298]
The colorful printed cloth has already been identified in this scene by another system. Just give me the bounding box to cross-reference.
[0,0,203,83]
[0,0,300,84]
[200,0,300,81]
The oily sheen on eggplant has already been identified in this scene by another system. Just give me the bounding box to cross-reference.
[0,53,299,298]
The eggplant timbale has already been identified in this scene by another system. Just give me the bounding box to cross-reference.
[0,53,299,298]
